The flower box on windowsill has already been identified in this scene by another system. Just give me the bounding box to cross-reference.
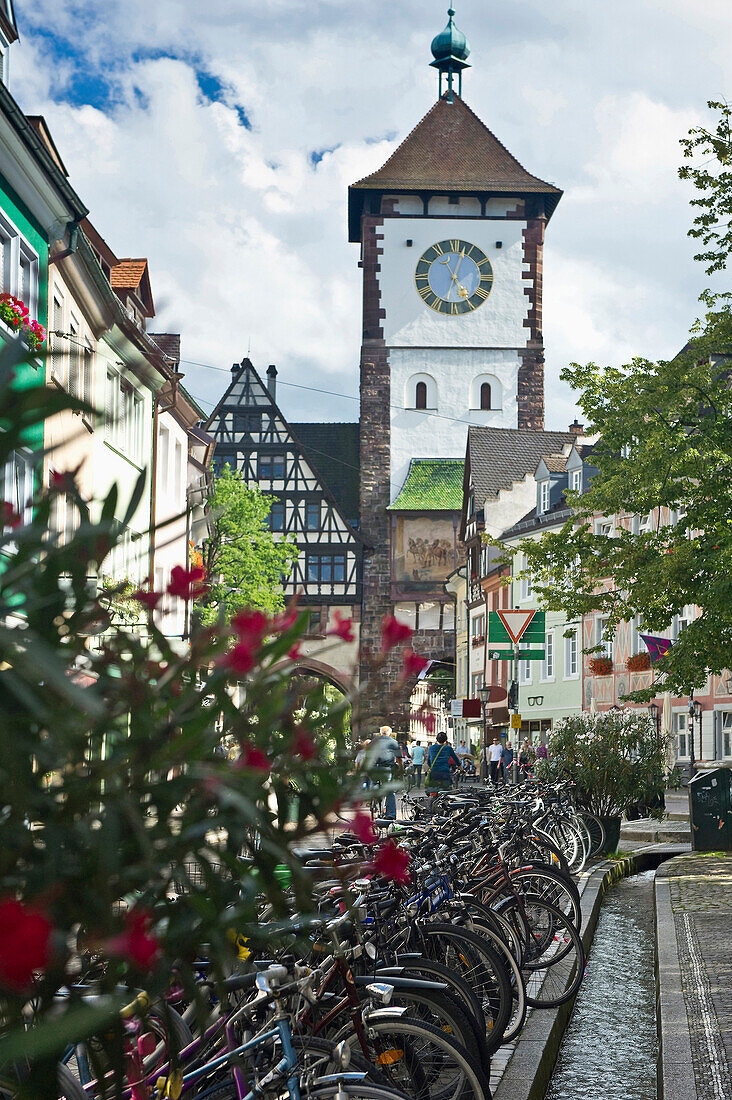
[0,294,46,353]
[589,656,613,676]
[626,652,651,672]
[471,634,485,647]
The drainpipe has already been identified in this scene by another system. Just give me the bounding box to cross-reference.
[149,394,159,598]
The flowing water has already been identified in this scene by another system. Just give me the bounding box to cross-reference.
[544,869,657,1100]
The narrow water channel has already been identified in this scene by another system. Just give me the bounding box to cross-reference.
[544,869,657,1100]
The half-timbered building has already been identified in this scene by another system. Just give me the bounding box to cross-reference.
[206,359,363,690]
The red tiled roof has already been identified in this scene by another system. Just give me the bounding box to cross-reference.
[352,94,561,198]
[110,259,148,293]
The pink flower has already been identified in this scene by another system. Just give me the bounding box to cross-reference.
[231,609,269,647]
[349,811,378,845]
[133,589,162,611]
[219,640,256,675]
[291,727,317,761]
[371,840,411,884]
[272,607,299,633]
[0,897,52,991]
[412,706,436,733]
[402,650,429,679]
[288,643,302,661]
[168,565,206,601]
[108,908,160,971]
[237,743,270,772]
[2,502,21,530]
[328,610,355,643]
[50,470,74,492]
[381,615,413,652]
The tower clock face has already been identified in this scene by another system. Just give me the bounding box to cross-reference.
[414,239,494,315]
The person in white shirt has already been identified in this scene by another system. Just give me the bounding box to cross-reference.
[488,737,504,783]
[411,741,426,788]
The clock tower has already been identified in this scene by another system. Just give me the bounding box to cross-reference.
[352,8,562,722]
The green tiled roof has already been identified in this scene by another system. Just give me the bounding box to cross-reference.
[388,459,465,511]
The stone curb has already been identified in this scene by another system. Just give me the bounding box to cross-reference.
[492,845,686,1100]
[654,861,698,1100]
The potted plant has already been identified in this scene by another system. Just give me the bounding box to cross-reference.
[589,655,613,675]
[626,651,651,671]
[536,710,666,852]
[0,292,46,351]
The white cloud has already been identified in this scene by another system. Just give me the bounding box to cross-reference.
[8,0,730,428]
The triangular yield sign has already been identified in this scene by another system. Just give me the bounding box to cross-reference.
[496,609,536,644]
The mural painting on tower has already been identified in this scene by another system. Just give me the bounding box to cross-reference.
[395,515,457,585]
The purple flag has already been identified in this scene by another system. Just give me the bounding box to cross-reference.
[640,634,673,663]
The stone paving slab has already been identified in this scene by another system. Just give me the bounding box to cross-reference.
[656,853,732,1100]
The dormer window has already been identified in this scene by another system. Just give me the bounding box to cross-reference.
[539,480,550,514]
[569,468,581,492]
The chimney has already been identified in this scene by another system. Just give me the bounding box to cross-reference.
[231,362,240,376]
[267,364,278,400]
[570,418,584,436]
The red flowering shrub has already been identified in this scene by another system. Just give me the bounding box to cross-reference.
[329,610,355,643]
[0,898,52,991]
[589,656,613,676]
[168,564,206,600]
[626,652,651,671]
[372,840,411,884]
[381,614,413,652]
[107,908,160,971]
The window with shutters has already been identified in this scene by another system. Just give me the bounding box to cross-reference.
[564,631,579,679]
[50,294,65,382]
[2,448,33,533]
[541,631,554,681]
[68,316,82,399]
[105,369,144,463]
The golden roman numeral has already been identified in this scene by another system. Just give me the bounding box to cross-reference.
[476,287,490,299]
[419,286,432,301]
[450,302,458,315]
[478,257,491,267]
[450,239,460,252]
[432,242,443,255]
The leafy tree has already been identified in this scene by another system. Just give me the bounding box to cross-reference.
[498,102,732,700]
[198,464,297,623]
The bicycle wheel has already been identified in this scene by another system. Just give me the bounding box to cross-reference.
[418,923,512,1052]
[342,1016,491,1100]
[495,895,585,1008]
[458,916,527,1043]
[504,867,581,929]
[578,812,605,857]
[388,956,486,1035]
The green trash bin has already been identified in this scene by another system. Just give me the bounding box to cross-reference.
[689,767,732,851]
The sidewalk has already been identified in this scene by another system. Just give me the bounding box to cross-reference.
[656,853,732,1100]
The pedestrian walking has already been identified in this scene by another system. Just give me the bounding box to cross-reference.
[366,725,402,819]
[424,732,461,795]
[518,739,533,782]
[502,739,515,784]
[488,736,504,783]
[411,740,426,788]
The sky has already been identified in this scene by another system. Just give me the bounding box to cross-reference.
[9,0,732,429]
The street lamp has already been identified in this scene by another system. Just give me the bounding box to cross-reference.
[648,702,660,734]
[693,699,703,764]
[478,685,491,782]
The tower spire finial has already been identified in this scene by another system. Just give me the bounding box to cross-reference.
[430,6,471,102]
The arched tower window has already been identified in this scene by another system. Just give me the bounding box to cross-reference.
[415,381,427,409]
[480,382,491,410]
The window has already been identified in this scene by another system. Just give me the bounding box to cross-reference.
[520,563,532,601]
[539,480,550,514]
[564,631,579,678]
[50,294,65,382]
[2,449,33,529]
[471,672,484,696]
[673,606,694,639]
[0,211,38,321]
[174,440,183,502]
[51,483,78,546]
[233,412,260,436]
[269,501,285,532]
[520,659,532,685]
[472,613,485,638]
[68,317,81,399]
[542,631,554,681]
[415,381,427,409]
[480,382,491,410]
[722,712,732,759]
[569,468,581,492]
[82,342,93,409]
[307,609,322,635]
[630,615,642,655]
[105,370,144,463]
[158,426,169,491]
[258,454,285,480]
[674,712,689,760]
[597,616,613,661]
[307,554,346,584]
[305,501,320,531]
[596,519,613,538]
